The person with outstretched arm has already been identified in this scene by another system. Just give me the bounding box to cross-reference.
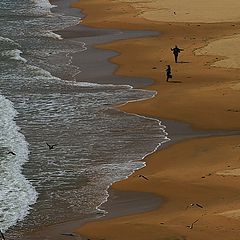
[171,45,184,63]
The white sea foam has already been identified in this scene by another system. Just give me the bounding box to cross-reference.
[62,79,133,90]
[27,65,60,79]
[0,36,21,49]
[0,36,16,44]
[27,64,133,89]
[0,95,38,232]
[41,31,63,40]
[95,89,170,214]
[1,49,27,63]
[31,0,56,15]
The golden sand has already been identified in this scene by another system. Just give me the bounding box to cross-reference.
[120,0,240,23]
[77,136,240,240]
[217,168,240,176]
[195,34,240,69]
[71,0,240,239]
[218,209,240,219]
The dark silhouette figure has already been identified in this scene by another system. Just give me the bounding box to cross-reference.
[7,151,16,156]
[171,45,184,63]
[187,219,199,229]
[46,142,56,150]
[186,203,204,210]
[0,230,5,240]
[166,65,172,82]
[139,175,149,180]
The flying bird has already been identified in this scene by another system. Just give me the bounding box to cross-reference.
[7,151,16,156]
[46,142,56,150]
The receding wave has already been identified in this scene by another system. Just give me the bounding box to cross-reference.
[39,30,63,40]
[0,36,21,51]
[1,49,27,63]
[0,95,38,232]
[30,0,55,15]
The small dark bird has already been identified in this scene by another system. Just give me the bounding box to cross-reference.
[139,175,149,180]
[0,230,5,240]
[7,151,16,156]
[187,219,199,229]
[46,142,56,150]
[186,203,204,210]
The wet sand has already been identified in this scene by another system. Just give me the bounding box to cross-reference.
[53,24,157,88]
[78,135,240,240]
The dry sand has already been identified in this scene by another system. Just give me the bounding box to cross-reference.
[120,0,240,23]
[195,34,240,69]
[71,0,240,239]
[121,0,240,73]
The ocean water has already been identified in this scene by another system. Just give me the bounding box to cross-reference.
[0,0,169,237]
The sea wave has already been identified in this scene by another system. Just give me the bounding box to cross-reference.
[31,0,56,15]
[40,30,63,39]
[0,95,38,232]
[0,36,21,51]
[1,49,27,63]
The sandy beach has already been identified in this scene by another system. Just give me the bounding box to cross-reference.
[68,0,240,239]
[17,0,240,239]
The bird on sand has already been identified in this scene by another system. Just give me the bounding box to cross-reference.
[196,203,203,208]
[139,175,149,180]
[186,203,204,210]
[46,142,56,150]
[187,219,199,229]
[7,151,16,156]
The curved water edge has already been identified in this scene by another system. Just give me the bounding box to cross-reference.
[0,0,169,235]
[0,0,82,232]
[96,90,170,215]
[0,95,38,232]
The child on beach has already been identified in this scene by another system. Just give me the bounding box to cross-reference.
[166,65,172,82]
[171,45,184,63]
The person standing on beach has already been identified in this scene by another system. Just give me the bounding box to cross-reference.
[166,65,172,82]
[171,45,183,63]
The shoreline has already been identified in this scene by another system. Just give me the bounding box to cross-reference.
[20,0,240,239]
[71,0,240,239]
[20,0,169,239]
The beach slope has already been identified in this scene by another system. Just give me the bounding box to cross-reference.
[72,0,240,239]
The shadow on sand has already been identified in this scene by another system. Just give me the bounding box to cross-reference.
[169,80,182,83]
[178,61,190,64]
